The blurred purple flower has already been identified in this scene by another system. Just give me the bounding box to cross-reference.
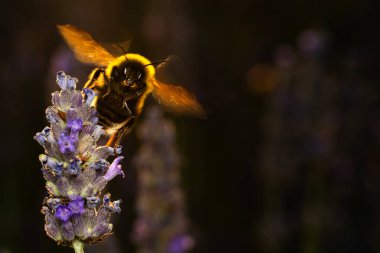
[168,234,194,253]
[133,107,194,253]
[297,29,327,56]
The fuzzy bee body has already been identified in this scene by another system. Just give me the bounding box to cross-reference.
[58,25,205,146]
[95,88,136,134]
[84,54,153,139]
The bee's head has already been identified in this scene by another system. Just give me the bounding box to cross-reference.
[120,62,145,87]
[108,54,157,94]
[108,60,145,94]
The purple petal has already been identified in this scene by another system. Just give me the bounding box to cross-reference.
[68,118,83,132]
[58,132,77,154]
[55,205,72,222]
[56,71,77,90]
[66,76,78,90]
[34,127,52,146]
[34,132,46,146]
[83,88,97,105]
[56,71,68,90]
[104,156,124,181]
[66,107,83,133]
[68,197,85,215]
[67,159,80,175]
[39,155,63,175]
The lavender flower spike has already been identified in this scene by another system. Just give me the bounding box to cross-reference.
[35,72,125,253]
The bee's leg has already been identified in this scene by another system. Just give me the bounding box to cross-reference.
[84,68,101,89]
[122,98,133,115]
[84,68,111,98]
[105,128,130,153]
[99,69,112,97]
[114,126,132,147]
[105,118,136,149]
[106,133,118,147]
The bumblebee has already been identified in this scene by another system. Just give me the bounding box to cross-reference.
[57,25,205,147]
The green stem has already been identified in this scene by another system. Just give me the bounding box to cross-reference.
[72,239,84,253]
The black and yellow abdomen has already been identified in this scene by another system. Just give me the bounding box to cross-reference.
[96,92,135,131]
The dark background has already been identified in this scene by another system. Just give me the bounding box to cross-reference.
[1,0,380,252]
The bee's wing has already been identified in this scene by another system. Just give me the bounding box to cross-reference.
[99,40,132,57]
[154,55,179,77]
[111,41,131,55]
[57,24,116,67]
[152,79,206,118]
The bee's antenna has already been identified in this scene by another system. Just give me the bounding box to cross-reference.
[115,44,129,62]
[144,60,167,67]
